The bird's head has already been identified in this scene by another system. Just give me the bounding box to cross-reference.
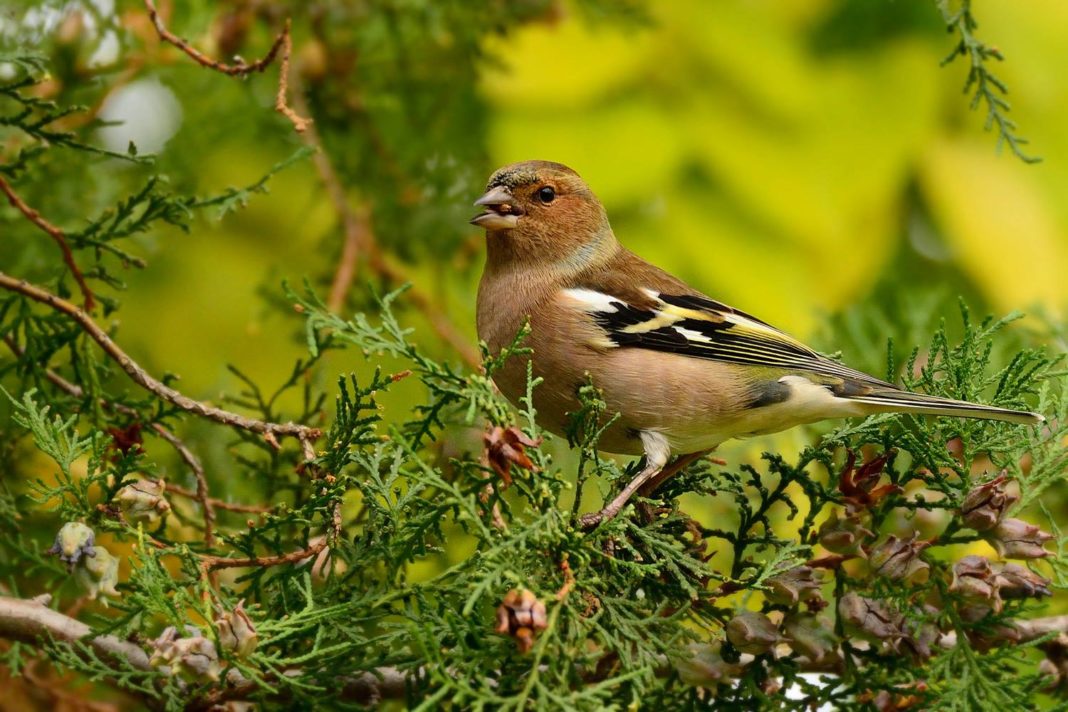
[471,161,614,267]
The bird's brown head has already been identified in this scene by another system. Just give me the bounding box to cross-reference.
[472,161,615,270]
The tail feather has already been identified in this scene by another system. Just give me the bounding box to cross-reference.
[847,388,1044,426]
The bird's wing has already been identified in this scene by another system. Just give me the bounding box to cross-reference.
[560,287,895,389]
[558,286,1043,425]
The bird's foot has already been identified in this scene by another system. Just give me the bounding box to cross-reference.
[578,503,621,530]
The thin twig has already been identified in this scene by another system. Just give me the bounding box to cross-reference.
[287,73,478,365]
[144,0,283,76]
[2,334,220,546]
[200,502,340,571]
[0,273,321,445]
[274,20,312,133]
[144,0,310,133]
[164,483,271,513]
[0,176,95,310]
[202,541,327,570]
[288,75,370,312]
[151,424,216,546]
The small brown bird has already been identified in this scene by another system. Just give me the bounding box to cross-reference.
[472,160,1043,527]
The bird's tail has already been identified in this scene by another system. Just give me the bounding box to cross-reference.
[847,388,1044,426]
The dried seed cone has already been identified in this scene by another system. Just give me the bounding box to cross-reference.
[725,611,780,655]
[495,589,548,653]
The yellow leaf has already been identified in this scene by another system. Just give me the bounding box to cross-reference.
[919,139,1068,315]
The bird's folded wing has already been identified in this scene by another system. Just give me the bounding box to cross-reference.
[561,287,894,388]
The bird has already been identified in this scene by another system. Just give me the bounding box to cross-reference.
[471,160,1044,528]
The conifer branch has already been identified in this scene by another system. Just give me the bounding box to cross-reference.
[0,272,321,445]
[0,175,95,310]
[937,0,1039,163]
[288,78,480,366]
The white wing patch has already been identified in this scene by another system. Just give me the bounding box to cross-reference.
[674,326,712,343]
[561,288,619,313]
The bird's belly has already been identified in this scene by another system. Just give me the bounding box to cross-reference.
[531,347,757,455]
[656,374,868,452]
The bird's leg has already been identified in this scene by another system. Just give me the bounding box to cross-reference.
[638,448,714,498]
[633,449,714,523]
[579,432,670,530]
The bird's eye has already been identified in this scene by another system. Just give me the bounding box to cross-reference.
[537,186,556,204]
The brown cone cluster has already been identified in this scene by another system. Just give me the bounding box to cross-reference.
[495,589,548,653]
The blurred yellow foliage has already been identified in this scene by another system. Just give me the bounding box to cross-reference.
[481,0,1067,334]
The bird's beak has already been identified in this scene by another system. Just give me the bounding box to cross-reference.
[470,186,521,230]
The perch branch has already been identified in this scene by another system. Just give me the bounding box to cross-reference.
[0,594,406,709]
[4,591,1068,708]
[0,273,321,446]
[0,176,95,310]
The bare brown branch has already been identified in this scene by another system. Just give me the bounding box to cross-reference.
[144,1,309,132]
[0,273,321,445]
[0,595,151,670]
[0,176,95,310]
[287,75,369,312]
[151,424,217,546]
[164,483,271,514]
[201,540,327,571]
[143,0,283,76]
[286,72,478,366]
[274,20,312,133]
[200,503,339,571]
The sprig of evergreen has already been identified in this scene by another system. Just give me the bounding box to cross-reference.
[936,0,1040,163]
